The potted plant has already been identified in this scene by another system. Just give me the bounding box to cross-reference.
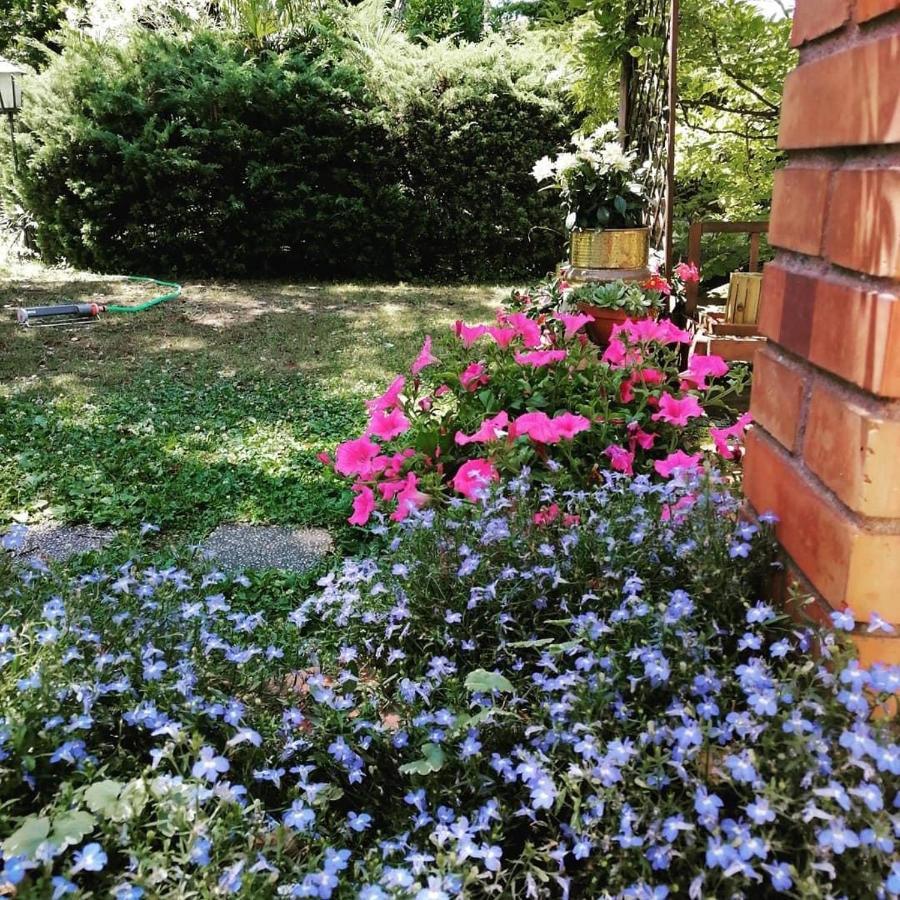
[571,278,664,345]
[533,123,650,272]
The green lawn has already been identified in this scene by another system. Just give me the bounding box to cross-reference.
[0,261,508,545]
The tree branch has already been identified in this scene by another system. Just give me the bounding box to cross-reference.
[704,24,782,113]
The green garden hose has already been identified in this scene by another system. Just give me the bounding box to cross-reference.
[105,276,182,313]
[15,276,182,324]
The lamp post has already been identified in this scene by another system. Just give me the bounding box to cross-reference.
[0,58,24,173]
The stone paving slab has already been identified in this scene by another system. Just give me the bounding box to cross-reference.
[203,524,333,572]
[15,523,116,561]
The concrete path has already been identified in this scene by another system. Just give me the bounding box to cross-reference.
[202,524,333,572]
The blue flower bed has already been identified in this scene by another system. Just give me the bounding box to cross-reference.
[0,474,898,898]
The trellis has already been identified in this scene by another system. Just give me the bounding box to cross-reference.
[618,0,679,275]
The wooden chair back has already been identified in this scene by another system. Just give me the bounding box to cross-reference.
[684,220,769,316]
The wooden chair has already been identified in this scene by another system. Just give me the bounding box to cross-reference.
[684,220,769,317]
[686,220,770,363]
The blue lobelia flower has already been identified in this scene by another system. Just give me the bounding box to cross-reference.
[71,842,107,873]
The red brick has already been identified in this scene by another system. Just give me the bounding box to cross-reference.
[792,0,850,45]
[856,0,900,22]
[803,381,900,517]
[824,168,900,278]
[750,346,807,451]
[779,34,900,149]
[744,428,900,621]
[769,167,831,255]
[759,262,900,398]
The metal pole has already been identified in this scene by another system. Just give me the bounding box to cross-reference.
[664,0,679,276]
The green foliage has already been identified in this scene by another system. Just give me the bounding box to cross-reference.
[2,15,572,280]
[219,0,313,42]
[572,0,795,281]
[0,0,72,69]
[672,0,793,279]
[403,0,485,43]
[4,30,403,278]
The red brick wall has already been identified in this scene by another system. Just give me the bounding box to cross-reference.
[745,0,900,666]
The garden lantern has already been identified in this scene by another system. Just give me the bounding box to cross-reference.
[0,58,24,172]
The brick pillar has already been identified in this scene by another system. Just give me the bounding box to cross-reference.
[744,0,900,666]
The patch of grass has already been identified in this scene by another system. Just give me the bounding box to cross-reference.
[0,263,509,544]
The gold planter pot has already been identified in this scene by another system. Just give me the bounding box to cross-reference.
[570,227,650,271]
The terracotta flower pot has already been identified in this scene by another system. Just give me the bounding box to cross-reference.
[578,303,652,347]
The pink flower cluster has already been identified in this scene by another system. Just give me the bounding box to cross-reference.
[330,299,752,527]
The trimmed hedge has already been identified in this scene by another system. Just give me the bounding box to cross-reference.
[3,28,571,280]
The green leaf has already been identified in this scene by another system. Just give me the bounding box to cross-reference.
[84,780,124,816]
[3,816,50,858]
[50,810,96,850]
[464,668,514,694]
[398,742,446,776]
[506,637,555,649]
[613,195,627,215]
[549,640,582,653]
[477,389,495,411]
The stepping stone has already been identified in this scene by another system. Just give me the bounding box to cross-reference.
[15,523,116,562]
[203,525,332,573]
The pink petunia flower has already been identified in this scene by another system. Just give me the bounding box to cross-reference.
[654,450,703,478]
[459,362,489,391]
[454,321,489,348]
[682,354,729,389]
[674,261,701,284]
[533,503,560,526]
[551,411,592,440]
[710,412,753,459]
[485,326,518,349]
[452,458,499,501]
[556,312,594,340]
[335,435,381,478]
[366,375,406,414]
[661,492,697,522]
[512,411,590,444]
[602,338,643,369]
[503,312,543,348]
[511,411,558,443]
[368,407,411,442]
[620,367,665,403]
[627,422,656,451]
[514,349,567,368]
[411,336,440,376]
[382,448,415,479]
[613,318,692,346]
[348,484,375,526]
[604,443,635,475]
[455,412,510,446]
[651,393,705,427]
[391,472,430,521]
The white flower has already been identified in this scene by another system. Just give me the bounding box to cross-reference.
[600,141,632,173]
[531,155,556,182]
[553,152,579,175]
[590,121,619,142]
[571,131,592,153]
